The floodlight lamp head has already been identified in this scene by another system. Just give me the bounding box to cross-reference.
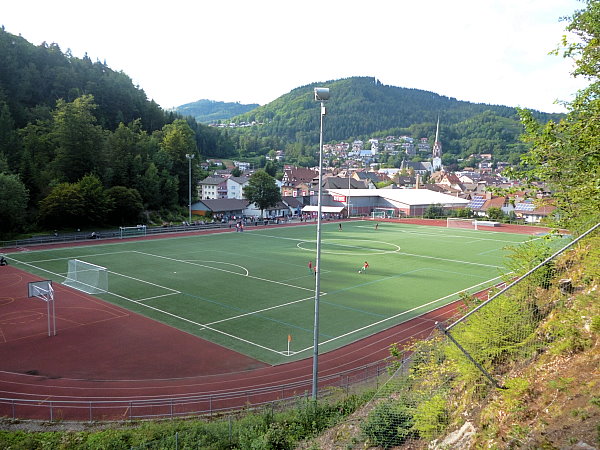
[314,87,330,101]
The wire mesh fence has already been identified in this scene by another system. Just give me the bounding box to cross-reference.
[0,359,390,422]
[360,222,599,448]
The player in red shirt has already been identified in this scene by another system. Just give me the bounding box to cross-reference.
[359,261,369,273]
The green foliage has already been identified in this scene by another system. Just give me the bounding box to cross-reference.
[412,394,449,439]
[231,77,557,151]
[423,203,445,219]
[512,0,600,231]
[50,95,107,183]
[362,399,417,448]
[38,181,85,228]
[77,174,112,226]
[0,172,29,236]
[486,206,505,221]
[0,393,370,449]
[175,99,259,123]
[445,293,539,379]
[0,28,238,234]
[451,207,474,218]
[548,377,574,393]
[499,377,532,415]
[591,316,600,334]
[243,170,282,217]
[105,186,144,225]
[504,237,558,288]
[542,294,596,355]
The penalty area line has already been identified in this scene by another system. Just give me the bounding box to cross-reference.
[105,291,287,355]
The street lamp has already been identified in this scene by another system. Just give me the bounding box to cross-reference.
[312,87,329,401]
[185,153,195,225]
[347,166,351,219]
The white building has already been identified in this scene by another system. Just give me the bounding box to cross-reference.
[227,176,250,199]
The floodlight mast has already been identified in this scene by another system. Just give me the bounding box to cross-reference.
[312,87,329,401]
[186,153,195,224]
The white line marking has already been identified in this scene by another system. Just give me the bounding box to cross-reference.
[290,274,506,354]
[136,292,180,302]
[105,290,286,355]
[132,251,313,292]
[397,251,503,268]
[183,260,249,276]
[205,295,319,326]
[18,251,134,265]
[296,239,401,255]
[106,270,180,294]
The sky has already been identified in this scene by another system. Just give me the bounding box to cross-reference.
[1,0,588,113]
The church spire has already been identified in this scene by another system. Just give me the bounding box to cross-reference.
[432,116,443,171]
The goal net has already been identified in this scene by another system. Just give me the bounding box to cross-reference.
[447,217,478,230]
[120,225,147,239]
[64,259,108,294]
[371,208,394,219]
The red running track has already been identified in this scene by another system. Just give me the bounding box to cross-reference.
[0,220,547,421]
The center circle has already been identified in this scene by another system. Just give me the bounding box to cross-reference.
[297,239,400,255]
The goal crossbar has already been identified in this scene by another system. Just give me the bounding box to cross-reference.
[119,225,147,239]
[447,217,478,230]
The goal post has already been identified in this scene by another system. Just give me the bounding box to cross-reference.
[120,225,147,239]
[63,259,108,294]
[447,217,478,230]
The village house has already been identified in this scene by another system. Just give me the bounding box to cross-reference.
[198,176,227,200]
[227,176,250,199]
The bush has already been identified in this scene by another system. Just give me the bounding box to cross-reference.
[362,399,417,448]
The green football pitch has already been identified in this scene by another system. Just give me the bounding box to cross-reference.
[9,221,533,365]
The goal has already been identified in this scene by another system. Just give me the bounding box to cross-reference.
[63,259,108,294]
[120,225,147,239]
[371,208,395,219]
[447,217,478,230]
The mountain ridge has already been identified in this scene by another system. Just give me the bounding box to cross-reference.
[175,99,259,123]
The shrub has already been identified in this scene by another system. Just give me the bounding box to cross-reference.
[362,399,417,448]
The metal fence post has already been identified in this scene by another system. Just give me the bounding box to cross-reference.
[437,322,502,389]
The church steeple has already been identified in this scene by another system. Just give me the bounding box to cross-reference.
[432,116,443,171]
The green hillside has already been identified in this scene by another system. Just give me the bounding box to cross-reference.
[229,76,562,156]
[176,99,259,123]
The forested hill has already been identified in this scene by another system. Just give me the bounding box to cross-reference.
[0,27,239,237]
[176,99,260,123]
[229,76,564,162]
[0,27,173,132]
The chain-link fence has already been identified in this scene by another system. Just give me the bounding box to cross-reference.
[361,222,599,448]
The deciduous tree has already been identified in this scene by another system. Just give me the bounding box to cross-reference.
[51,95,107,183]
[0,172,29,236]
[243,170,281,218]
[513,0,599,232]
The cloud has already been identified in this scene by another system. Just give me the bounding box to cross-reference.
[1,0,587,112]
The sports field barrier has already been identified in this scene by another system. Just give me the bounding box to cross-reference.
[362,221,599,448]
[0,359,390,422]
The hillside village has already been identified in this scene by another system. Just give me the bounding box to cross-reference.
[195,134,553,225]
